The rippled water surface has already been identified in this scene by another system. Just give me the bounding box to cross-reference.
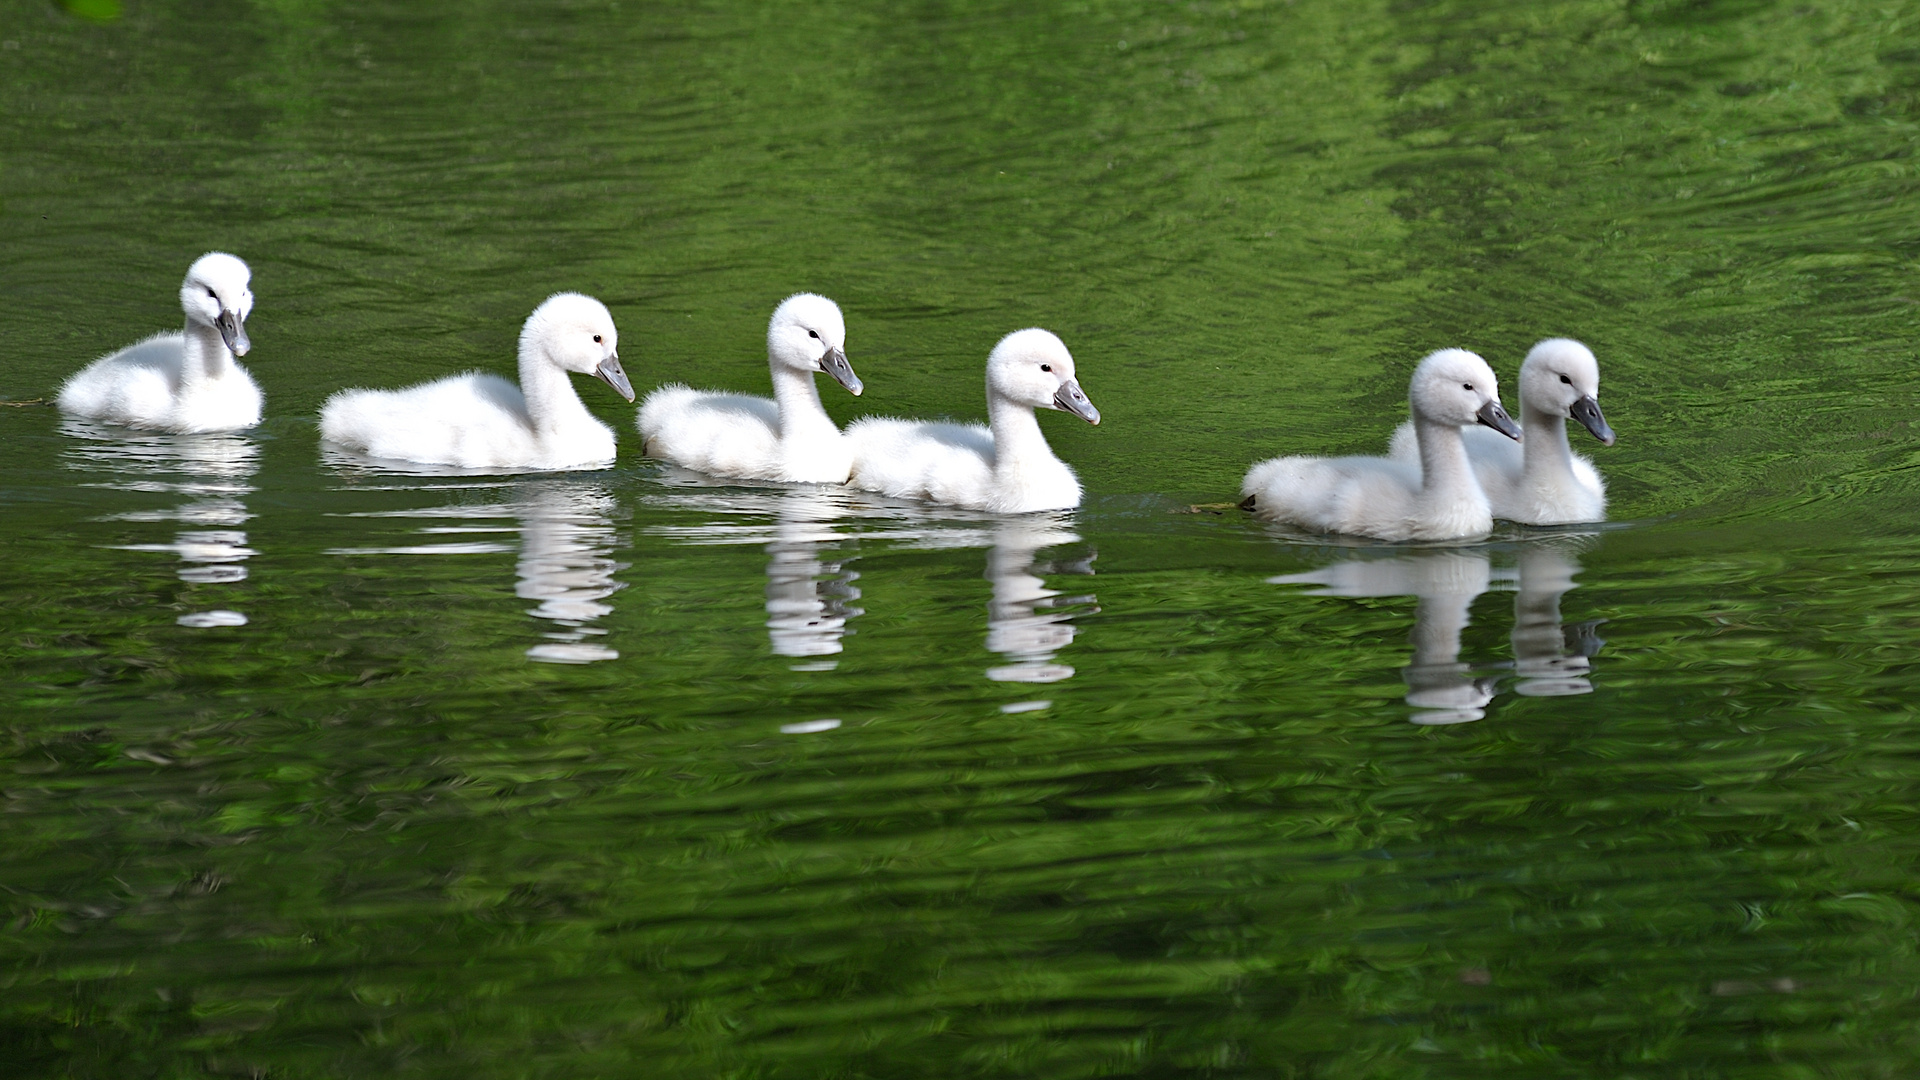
[7,0,1920,1075]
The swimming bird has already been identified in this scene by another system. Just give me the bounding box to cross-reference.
[1387,338,1614,524]
[1240,349,1520,542]
[318,292,632,471]
[845,328,1100,514]
[57,253,260,433]
[636,293,862,484]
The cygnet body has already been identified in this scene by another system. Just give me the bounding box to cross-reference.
[845,328,1101,514]
[1240,349,1521,542]
[1388,338,1614,525]
[636,294,862,484]
[319,293,632,471]
[57,253,260,434]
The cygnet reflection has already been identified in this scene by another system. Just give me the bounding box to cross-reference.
[641,479,1100,682]
[641,481,866,668]
[985,516,1097,684]
[63,420,260,613]
[514,482,626,664]
[326,479,624,664]
[1511,542,1604,697]
[1271,550,1505,725]
[764,491,863,670]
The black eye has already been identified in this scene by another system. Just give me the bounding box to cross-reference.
[1463,382,1473,391]
[593,335,602,343]
[808,330,819,339]
[207,288,217,298]
[1040,364,1052,372]
[1559,374,1572,384]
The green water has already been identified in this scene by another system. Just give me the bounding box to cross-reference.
[6,0,1920,1075]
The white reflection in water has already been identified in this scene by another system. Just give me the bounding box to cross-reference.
[177,610,248,628]
[642,478,1096,682]
[327,481,625,664]
[1511,542,1603,698]
[62,419,260,607]
[1272,551,1504,725]
[764,492,863,669]
[1270,540,1603,723]
[642,482,866,670]
[985,517,1096,684]
[516,484,625,664]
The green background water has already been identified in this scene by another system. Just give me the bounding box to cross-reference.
[6,0,1920,1075]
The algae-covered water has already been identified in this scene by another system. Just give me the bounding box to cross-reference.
[6,0,1920,1075]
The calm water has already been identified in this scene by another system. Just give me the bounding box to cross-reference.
[6,0,1920,1075]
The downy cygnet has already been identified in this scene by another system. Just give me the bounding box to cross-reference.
[636,293,862,483]
[319,292,633,471]
[845,328,1100,514]
[57,252,260,433]
[1241,348,1520,542]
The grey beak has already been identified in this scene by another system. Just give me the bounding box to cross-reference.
[594,352,635,402]
[1053,378,1101,425]
[1569,394,1615,446]
[217,310,250,357]
[1476,398,1521,440]
[819,346,862,397]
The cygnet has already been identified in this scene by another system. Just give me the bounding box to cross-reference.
[1387,338,1614,524]
[1240,349,1520,542]
[319,293,632,471]
[636,293,862,483]
[845,328,1100,514]
[57,253,260,433]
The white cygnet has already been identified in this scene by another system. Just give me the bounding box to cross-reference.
[1387,338,1614,525]
[57,253,260,433]
[1240,348,1521,542]
[318,292,632,471]
[845,328,1100,514]
[636,293,862,484]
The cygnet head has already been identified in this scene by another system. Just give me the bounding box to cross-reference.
[1409,348,1519,439]
[521,292,633,402]
[1520,338,1615,446]
[768,293,860,396]
[987,328,1100,425]
[180,252,254,357]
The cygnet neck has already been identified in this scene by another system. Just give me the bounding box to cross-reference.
[1411,412,1478,502]
[519,343,595,434]
[987,392,1053,477]
[180,316,236,386]
[768,354,836,442]
[1520,402,1575,481]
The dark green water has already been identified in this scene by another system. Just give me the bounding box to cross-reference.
[6,0,1920,1075]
